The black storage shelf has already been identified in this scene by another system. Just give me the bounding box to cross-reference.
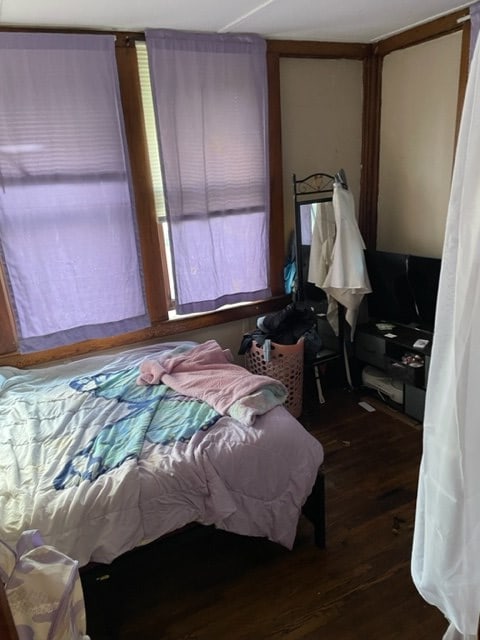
[354,320,433,421]
[384,357,425,387]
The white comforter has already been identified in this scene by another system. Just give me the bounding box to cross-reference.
[0,342,323,566]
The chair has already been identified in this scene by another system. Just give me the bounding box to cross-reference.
[311,347,341,404]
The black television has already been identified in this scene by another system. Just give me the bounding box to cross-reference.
[406,254,442,331]
[364,250,441,333]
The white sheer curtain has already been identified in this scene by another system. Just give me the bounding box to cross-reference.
[411,24,480,640]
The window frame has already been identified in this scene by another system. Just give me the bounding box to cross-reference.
[0,32,286,367]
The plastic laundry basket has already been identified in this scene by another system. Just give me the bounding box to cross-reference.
[245,338,304,418]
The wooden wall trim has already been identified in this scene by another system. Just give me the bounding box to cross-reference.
[267,39,369,59]
[115,45,169,323]
[0,267,17,355]
[0,295,289,368]
[359,49,382,249]
[375,9,468,56]
[456,19,472,146]
[267,50,285,296]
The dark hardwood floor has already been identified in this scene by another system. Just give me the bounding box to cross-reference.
[82,383,447,640]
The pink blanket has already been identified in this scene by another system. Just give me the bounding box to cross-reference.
[136,340,287,416]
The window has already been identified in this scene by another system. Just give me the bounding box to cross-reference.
[145,30,271,315]
[0,32,149,353]
[0,30,283,363]
[136,41,175,309]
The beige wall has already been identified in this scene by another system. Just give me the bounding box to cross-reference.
[174,317,254,365]
[279,57,364,247]
[377,31,462,258]
[58,317,256,368]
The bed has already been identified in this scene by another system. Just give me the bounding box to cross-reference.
[0,340,325,569]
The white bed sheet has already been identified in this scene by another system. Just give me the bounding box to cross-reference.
[0,342,324,566]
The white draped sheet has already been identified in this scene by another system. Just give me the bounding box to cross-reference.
[411,33,480,640]
[308,184,371,338]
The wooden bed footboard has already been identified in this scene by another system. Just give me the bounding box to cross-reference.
[301,469,326,548]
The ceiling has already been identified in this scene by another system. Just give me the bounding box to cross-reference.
[0,0,475,43]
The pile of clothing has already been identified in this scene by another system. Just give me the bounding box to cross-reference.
[238,302,322,365]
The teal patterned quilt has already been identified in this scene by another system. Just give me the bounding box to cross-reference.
[54,366,221,489]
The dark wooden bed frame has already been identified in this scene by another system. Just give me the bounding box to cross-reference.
[302,469,326,548]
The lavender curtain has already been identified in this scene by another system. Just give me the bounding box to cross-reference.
[145,29,270,315]
[0,33,149,352]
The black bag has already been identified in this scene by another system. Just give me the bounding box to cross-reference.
[238,303,322,364]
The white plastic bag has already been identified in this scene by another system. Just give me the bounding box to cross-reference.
[0,530,89,640]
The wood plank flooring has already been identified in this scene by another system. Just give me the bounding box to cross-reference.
[82,387,447,640]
